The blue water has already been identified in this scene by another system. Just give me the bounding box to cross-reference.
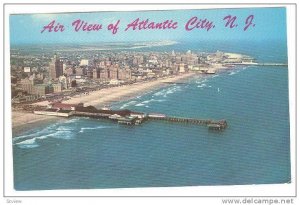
[12,40,290,190]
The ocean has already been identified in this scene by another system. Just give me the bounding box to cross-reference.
[12,40,290,190]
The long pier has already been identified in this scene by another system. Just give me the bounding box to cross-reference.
[34,104,228,131]
[72,111,228,130]
[148,115,227,130]
[225,62,288,67]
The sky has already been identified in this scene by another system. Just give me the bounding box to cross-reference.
[9,7,287,45]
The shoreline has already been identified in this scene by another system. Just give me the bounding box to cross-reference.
[12,72,197,134]
[11,111,61,136]
[33,72,196,108]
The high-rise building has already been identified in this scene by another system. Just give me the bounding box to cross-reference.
[118,68,132,81]
[19,78,34,94]
[33,84,53,96]
[100,68,109,81]
[109,66,118,80]
[93,68,101,79]
[49,54,63,80]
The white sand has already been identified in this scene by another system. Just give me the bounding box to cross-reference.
[34,73,195,108]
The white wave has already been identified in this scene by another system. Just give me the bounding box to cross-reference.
[79,125,111,133]
[13,133,38,142]
[14,129,75,148]
[64,118,80,124]
[153,86,181,98]
[153,90,165,96]
[46,131,74,140]
[166,90,174,94]
[195,79,208,84]
[135,103,145,107]
[36,135,48,140]
[17,144,39,149]
[119,105,128,109]
[141,100,152,104]
[212,75,219,78]
[120,100,137,109]
[12,124,58,142]
[15,138,39,149]
[229,69,242,75]
[197,83,207,88]
[14,119,85,148]
[56,126,74,131]
[16,138,36,145]
[153,99,166,102]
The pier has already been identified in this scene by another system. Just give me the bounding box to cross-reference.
[148,114,227,130]
[33,103,228,131]
[224,62,288,67]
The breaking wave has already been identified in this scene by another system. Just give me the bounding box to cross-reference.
[13,118,83,149]
[79,126,111,133]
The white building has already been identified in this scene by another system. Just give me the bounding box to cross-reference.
[80,59,89,66]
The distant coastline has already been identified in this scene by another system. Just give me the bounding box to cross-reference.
[10,40,178,52]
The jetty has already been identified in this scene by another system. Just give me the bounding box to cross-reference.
[33,103,228,131]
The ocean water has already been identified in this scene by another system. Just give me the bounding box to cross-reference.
[12,41,290,190]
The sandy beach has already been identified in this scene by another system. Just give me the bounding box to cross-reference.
[12,72,196,131]
[33,72,196,108]
[11,111,60,136]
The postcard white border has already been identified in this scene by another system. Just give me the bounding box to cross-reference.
[2,2,297,198]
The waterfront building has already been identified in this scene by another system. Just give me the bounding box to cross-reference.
[118,68,132,81]
[49,102,83,111]
[100,68,109,81]
[179,63,186,73]
[109,65,119,80]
